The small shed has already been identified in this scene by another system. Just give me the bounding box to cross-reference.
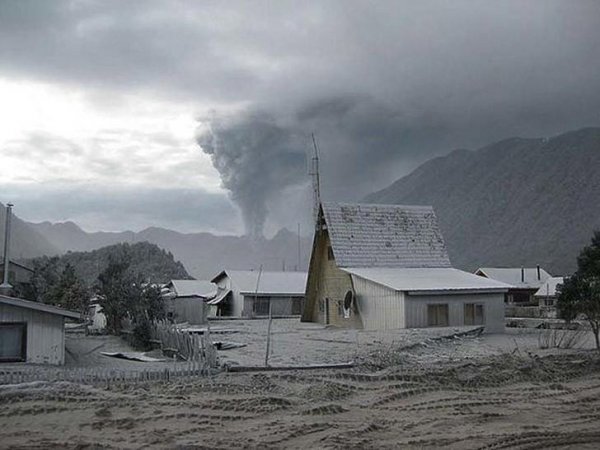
[475,267,551,305]
[211,270,307,318]
[0,294,80,365]
[302,202,511,332]
[162,280,216,325]
[534,276,565,307]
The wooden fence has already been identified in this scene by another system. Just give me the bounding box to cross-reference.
[0,321,218,386]
[0,361,216,387]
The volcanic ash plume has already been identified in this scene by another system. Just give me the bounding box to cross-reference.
[197,111,307,239]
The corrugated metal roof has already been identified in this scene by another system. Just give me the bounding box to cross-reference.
[168,280,216,298]
[0,294,81,319]
[343,267,512,293]
[476,267,551,289]
[534,276,565,297]
[213,270,307,296]
[322,202,452,268]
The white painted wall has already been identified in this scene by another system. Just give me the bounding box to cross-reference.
[214,275,244,317]
[0,303,66,365]
[404,293,505,333]
[352,276,405,330]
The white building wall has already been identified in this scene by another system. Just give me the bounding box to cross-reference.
[0,303,66,365]
[352,276,405,330]
[404,292,505,333]
[214,276,244,317]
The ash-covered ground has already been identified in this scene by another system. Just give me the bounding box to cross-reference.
[1,321,600,449]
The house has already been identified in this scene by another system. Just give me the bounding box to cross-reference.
[475,267,551,305]
[0,261,34,299]
[534,276,565,307]
[302,202,511,332]
[0,294,80,365]
[210,270,307,318]
[162,280,216,324]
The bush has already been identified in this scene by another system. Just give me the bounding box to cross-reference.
[131,319,153,351]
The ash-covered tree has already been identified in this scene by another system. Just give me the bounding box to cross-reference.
[30,256,61,303]
[557,230,600,349]
[96,253,166,343]
[47,264,90,312]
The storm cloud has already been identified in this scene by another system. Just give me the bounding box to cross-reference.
[1,1,600,233]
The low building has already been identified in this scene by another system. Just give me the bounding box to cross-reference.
[0,294,80,365]
[475,267,551,305]
[302,202,511,332]
[210,270,307,318]
[0,261,34,299]
[534,276,565,307]
[162,280,216,324]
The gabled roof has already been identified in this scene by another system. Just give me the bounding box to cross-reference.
[475,267,551,289]
[0,294,81,319]
[212,270,307,296]
[322,202,451,268]
[343,267,511,294]
[0,260,34,273]
[167,280,216,298]
[534,277,565,297]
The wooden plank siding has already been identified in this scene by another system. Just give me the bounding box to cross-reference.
[404,293,505,333]
[351,275,405,330]
[303,229,363,328]
[0,303,66,365]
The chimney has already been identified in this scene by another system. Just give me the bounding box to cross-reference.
[521,266,525,283]
[537,264,541,280]
[0,203,14,296]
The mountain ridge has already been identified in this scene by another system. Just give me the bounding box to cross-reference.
[365,126,600,275]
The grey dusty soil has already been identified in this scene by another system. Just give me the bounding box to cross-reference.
[1,321,600,449]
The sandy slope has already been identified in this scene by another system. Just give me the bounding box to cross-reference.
[2,336,600,449]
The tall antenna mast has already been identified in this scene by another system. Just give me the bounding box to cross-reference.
[310,133,322,230]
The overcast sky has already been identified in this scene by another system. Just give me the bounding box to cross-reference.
[1,1,599,236]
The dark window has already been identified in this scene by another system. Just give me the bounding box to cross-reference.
[253,296,271,316]
[427,304,449,327]
[327,246,335,261]
[0,323,27,362]
[464,303,485,325]
[512,292,531,303]
[291,297,304,315]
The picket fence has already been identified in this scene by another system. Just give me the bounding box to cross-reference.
[0,321,218,387]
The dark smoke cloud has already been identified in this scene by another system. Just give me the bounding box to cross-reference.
[197,112,307,238]
[1,1,600,234]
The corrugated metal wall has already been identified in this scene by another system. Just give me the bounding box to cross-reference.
[404,293,505,333]
[0,304,66,365]
[173,297,207,325]
[352,276,405,330]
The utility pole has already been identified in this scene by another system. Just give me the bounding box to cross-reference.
[310,133,322,230]
[297,222,301,270]
[0,202,14,296]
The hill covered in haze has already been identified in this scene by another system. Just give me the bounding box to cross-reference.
[0,202,58,259]
[29,241,192,286]
[28,222,312,279]
[366,127,600,275]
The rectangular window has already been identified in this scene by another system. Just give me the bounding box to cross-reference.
[0,323,27,363]
[253,296,271,316]
[464,303,485,325]
[427,304,449,327]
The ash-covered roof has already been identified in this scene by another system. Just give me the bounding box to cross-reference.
[212,270,307,296]
[343,267,511,293]
[534,276,565,297]
[167,280,216,298]
[0,294,81,319]
[475,267,551,289]
[322,202,451,268]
